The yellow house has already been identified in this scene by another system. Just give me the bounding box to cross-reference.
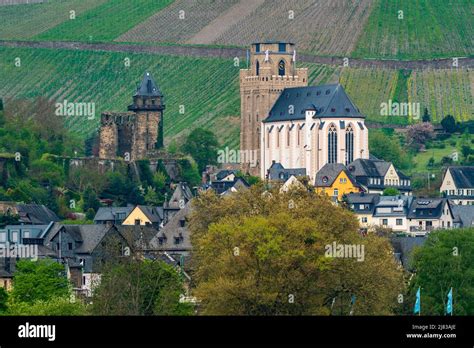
[315,163,362,201]
[122,205,163,227]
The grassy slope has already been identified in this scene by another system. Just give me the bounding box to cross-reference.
[34,0,174,42]
[0,47,471,150]
[353,0,474,59]
[0,47,240,148]
[0,0,106,40]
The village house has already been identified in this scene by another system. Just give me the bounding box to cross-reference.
[407,198,455,234]
[346,158,411,195]
[372,195,414,233]
[346,193,380,230]
[440,166,474,205]
[314,163,362,201]
[93,206,134,225]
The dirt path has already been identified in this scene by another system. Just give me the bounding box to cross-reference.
[0,40,472,69]
[186,0,266,45]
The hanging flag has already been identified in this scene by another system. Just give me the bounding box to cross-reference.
[414,287,421,315]
[292,49,296,62]
[349,294,356,315]
[246,49,250,68]
[446,288,453,315]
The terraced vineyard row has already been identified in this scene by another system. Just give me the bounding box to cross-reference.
[34,0,174,42]
[353,0,474,59]
[117,0,239,44]
[0,47,471,149]
[212,0,374,56]
[0,0,105,39]
[0,47,241,147]
[408,69,473,123]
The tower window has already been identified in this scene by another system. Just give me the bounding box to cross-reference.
[278,60,285,76]
[278,43,286,52]
[256,60,260,76]
[328,124,338,164]
[345,125,354,165]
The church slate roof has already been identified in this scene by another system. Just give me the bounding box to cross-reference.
[447,166,474,188]
[263,84,363,123]
[134,71,163,97]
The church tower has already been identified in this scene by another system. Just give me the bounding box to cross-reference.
[128,72,165,160]
[240,42,308,176]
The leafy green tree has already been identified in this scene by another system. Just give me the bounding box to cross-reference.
[182,128,219,173]
[92,259,193,316]
[0,287,8,313]
[422,107,431,123]
[83,185,100,213]
[12,260,69,304]
[406,228,474,315]
[383,187,400,196]
[369,130,410,169]
[7,296,88,316]
[178,158,201,187]
[190,186,404,315]
[441,115,457,134]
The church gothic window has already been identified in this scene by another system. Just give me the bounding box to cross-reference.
[328,124,337,163]
[345,125,354,165]
[278,60,285,76]
[256,60,260,76]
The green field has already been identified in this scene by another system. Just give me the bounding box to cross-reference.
[0,0,106,39]
[353,0,474,59]
[34,0,174,42]
[0,47,241,148]
[0,47,472,150]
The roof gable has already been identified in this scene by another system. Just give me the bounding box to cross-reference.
[448,166,474,189]
[264,84,363,123]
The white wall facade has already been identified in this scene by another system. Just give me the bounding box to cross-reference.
[261,112,369,181]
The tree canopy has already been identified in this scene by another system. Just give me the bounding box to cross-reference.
[189,184,404,315]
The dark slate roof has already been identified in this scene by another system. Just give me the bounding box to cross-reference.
[263,84,363,123]
[94,206,134,222]
[407,198,446,219]
[46,224,115,254]
[346,193,380,214]
[210,177,250,195]
[136,206,164,223]
[167,183,193,209]
[117,225,159,251]
[347,159,383,178]
[134,72,163,97]
[216,170,238,181]
[315,163,359,188]
[448,166,474,189]
[16,204,60,224]
[390,236,427,270]
[451,205,474,228]
[267,162,306,181]
[149,203,192,252]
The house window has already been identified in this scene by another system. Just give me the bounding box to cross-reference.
[382,219,388,226]
[174,237,180,245]
[361,217,368,223]
[278,43,286,52]
[56,243,60,251]
[180,219,186,228]
[68,243,73,250]
[447,221,451,228]
[345,125,354,165]
[278,60,285,76]
[255,43,260,53]
[82,276,86,286]
[23,231,30,239]
[328,124,338,163]
[359,204,365,210]
[11,231,18,243]
[0,232,5,242]
[340,178,347,184]
[396,219,403,226]
[333,189,339,197]
[135,219,140,225]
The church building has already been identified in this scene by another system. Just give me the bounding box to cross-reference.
[239,42,369,181]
